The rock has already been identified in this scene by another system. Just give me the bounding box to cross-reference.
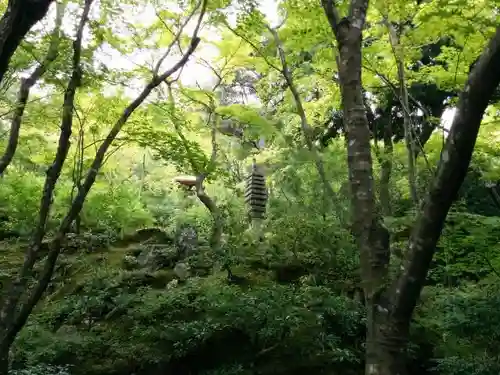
[127,246,143,257]
[173,262,190,281]
[138,245,179,271]
[166,279,179,289]
[119,270,175,289]
[175,225,198,258]
[117,228,173,247]
[62,232,114,254]
[122,255,140,270]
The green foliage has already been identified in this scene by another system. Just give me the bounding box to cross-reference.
[216,104,277,139]
[11,364,72,375]
[430,214,500,284]
[0,169,153,236]
[0,169,44,235]
[16,275,365,375]
[81,182,153,234]
[417,282,500,375]
[2,0,500,374]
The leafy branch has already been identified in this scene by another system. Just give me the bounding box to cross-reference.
[0,2,66,176]
[225,12,341,219]
[0,0,93,350]
[153,0,203,77]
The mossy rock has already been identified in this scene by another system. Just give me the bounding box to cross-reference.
[116,228,174,247]
[62,232,115,254]
[137,245,179,271]
[122,255,140,270]
[117,269,176,289]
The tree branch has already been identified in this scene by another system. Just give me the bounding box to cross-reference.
[320,0,341,37]
[153,0,202,77]
[223,22,282,72]
[267,24,340,215]
[0,2,65,176]
[384,19,418,205]
[0,0,92,348]
[392,26,500,324]
[0,0,55,85]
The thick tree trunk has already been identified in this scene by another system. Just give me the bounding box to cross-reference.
[389,25,500,341]
[0,351,7,375]
[367,27,500,374]
[0,0,55,85]
[321,1,392,371]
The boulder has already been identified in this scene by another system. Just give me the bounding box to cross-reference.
[122,255,140,270]
[175,225,198,258]
[137,245,179,271]
[173,262,190,281]
[117,228,173,247]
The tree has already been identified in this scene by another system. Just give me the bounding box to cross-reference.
[0,0,55,85]
[321,0,500,374]
[0,2,65,176]
[0,0,208,371]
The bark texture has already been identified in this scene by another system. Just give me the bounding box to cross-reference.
[322,0,500,374]
[0,0,55,86]
[391,26,500,337]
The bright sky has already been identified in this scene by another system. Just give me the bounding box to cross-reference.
[97,0,281,93]
[30,0,455,130]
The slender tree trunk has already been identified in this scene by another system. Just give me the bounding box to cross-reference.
[386,21,418,206]
[70,103,86,233]
[0,0,55,85]
[0,2,92,369]
[269,26,339,211]
[364,93,393,217]
[379,112,393,216]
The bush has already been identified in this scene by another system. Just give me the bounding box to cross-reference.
[15,275,365,375]
[0,168,154,237]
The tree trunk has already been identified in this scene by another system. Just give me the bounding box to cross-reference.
[0,0,55,85]
[322,0,500,373]
[0,1,92,369]
[379,115,393,217]
[321,1,392,370]
[389,24,500,344]
[386,21,418,205]
[0,350,7,375]
[0,2,64,176]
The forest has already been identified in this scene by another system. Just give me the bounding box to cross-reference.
[0,0,499,374]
